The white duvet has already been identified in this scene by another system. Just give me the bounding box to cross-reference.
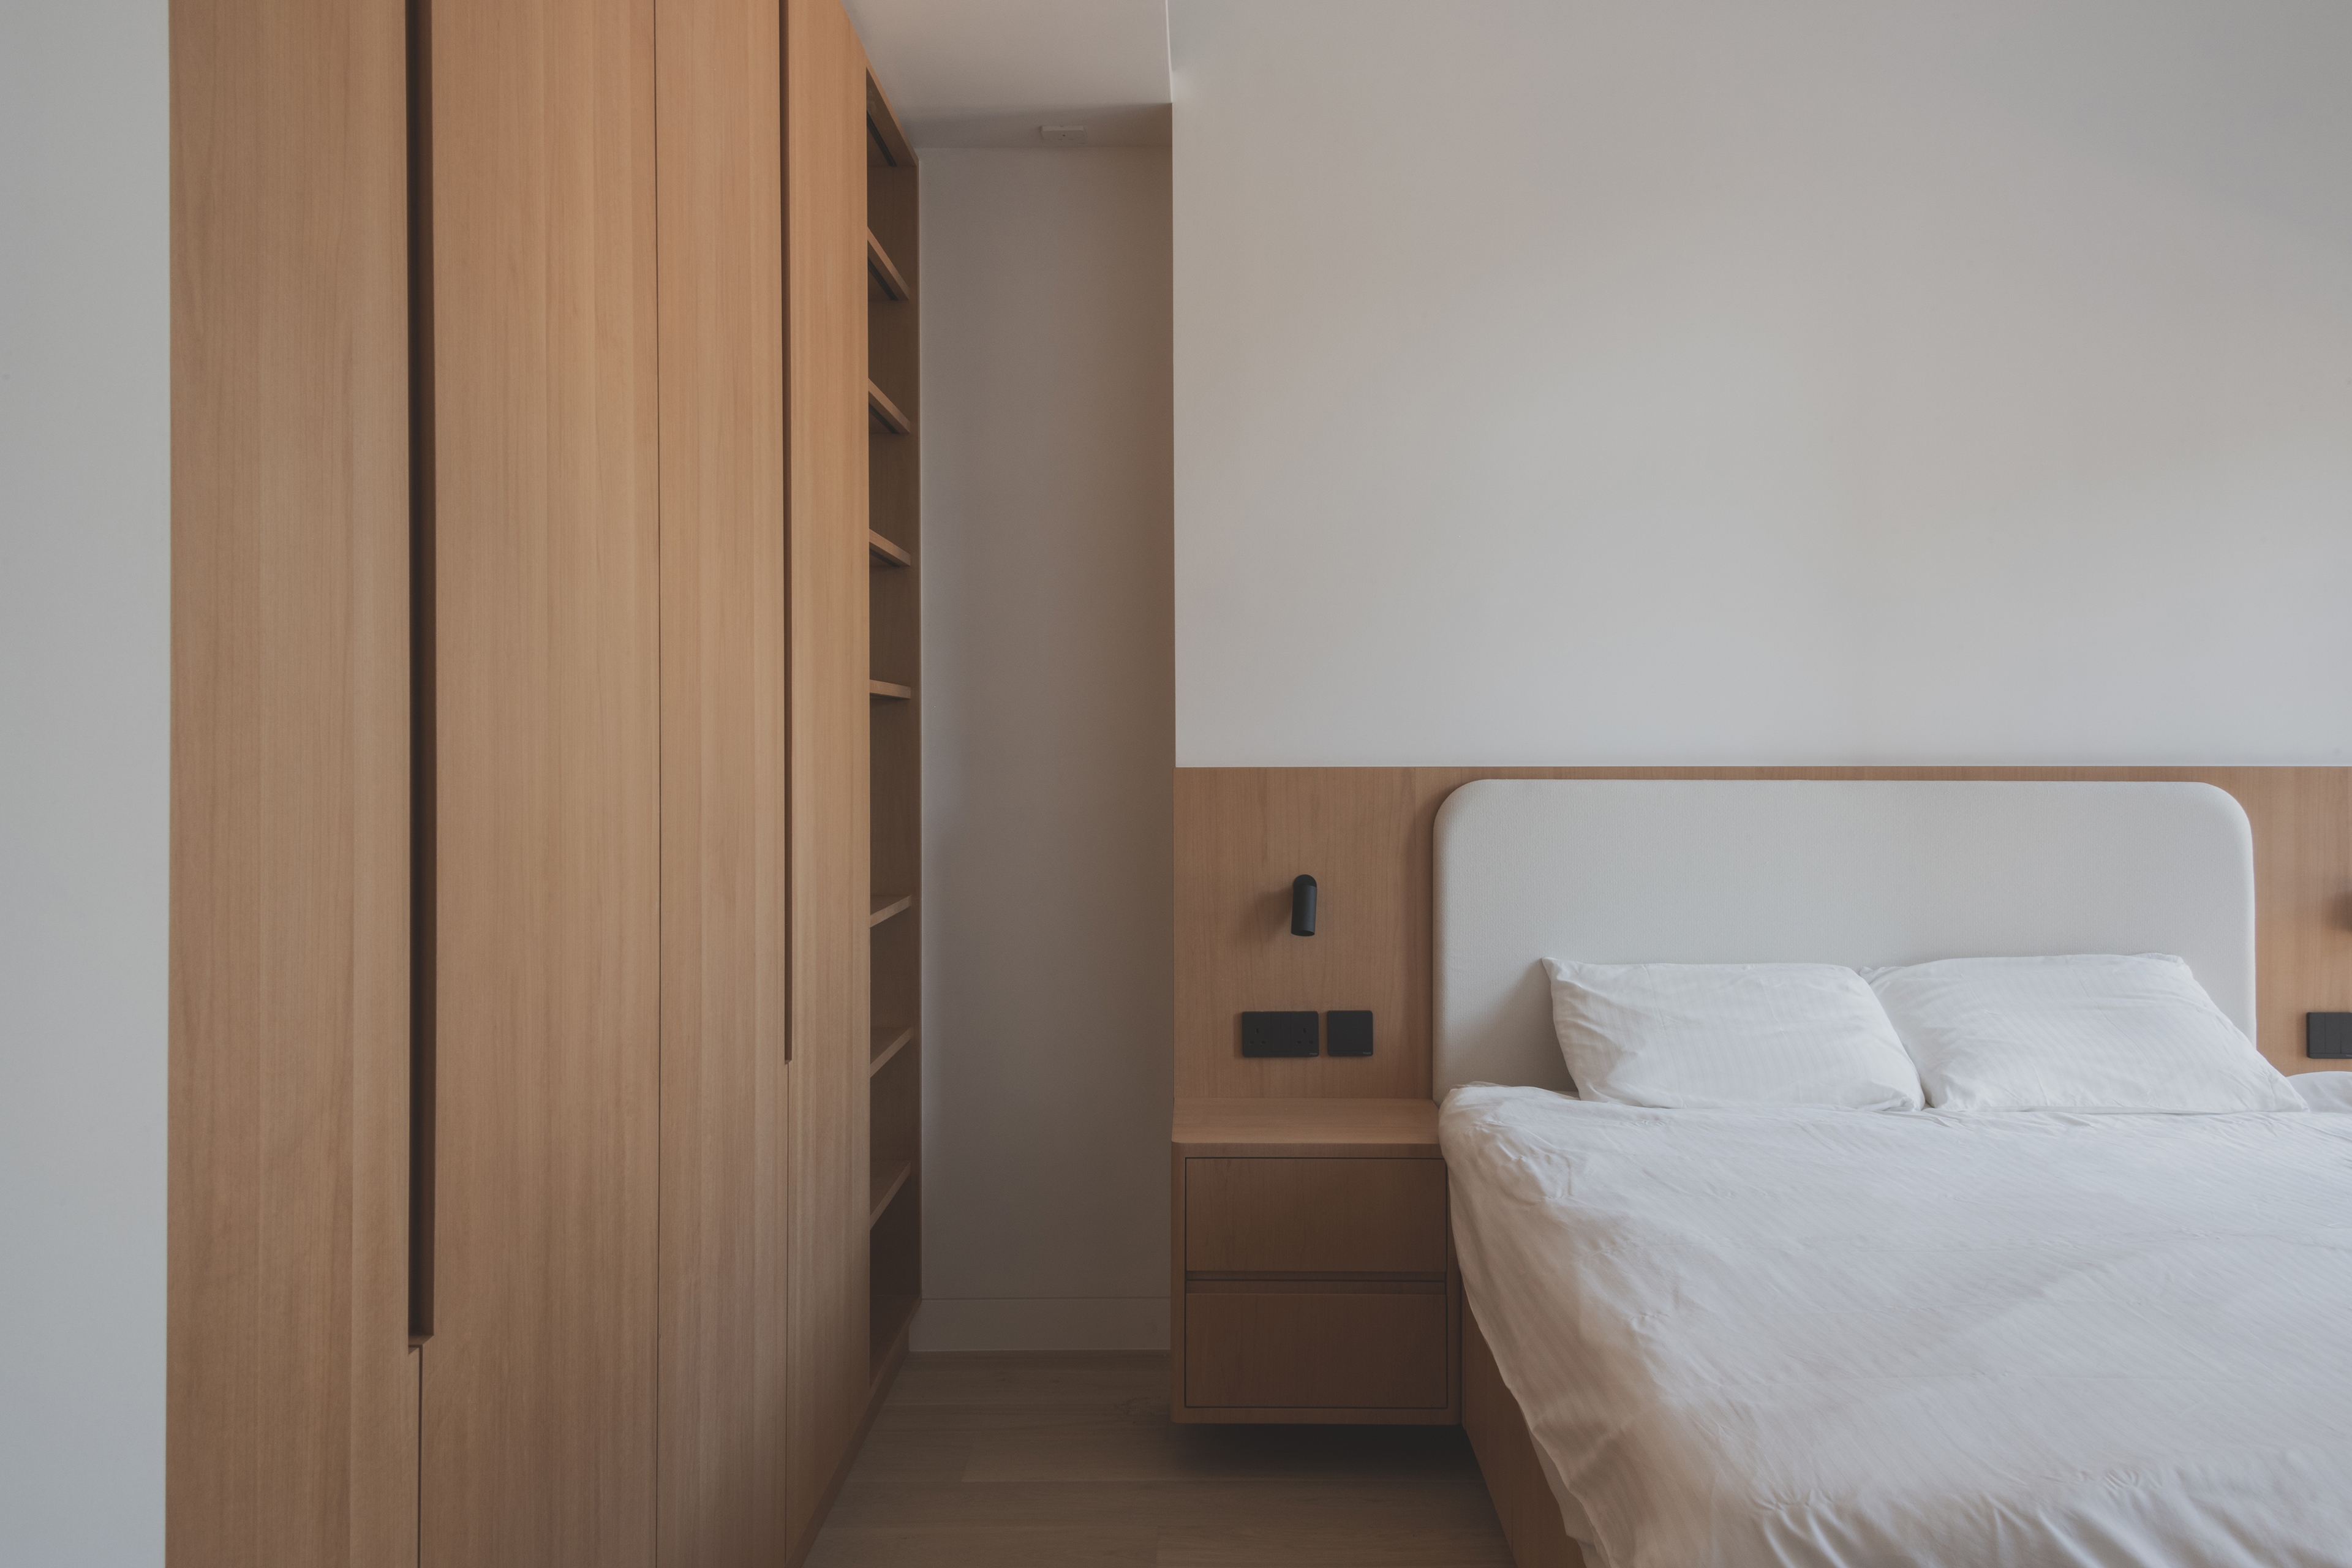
[1443,1082,2352,1568]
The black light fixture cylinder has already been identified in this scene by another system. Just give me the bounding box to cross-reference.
[1291,874,1317,936]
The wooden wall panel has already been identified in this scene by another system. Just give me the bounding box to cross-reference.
[1175,767,2352,1098]
[785,0,874,1555]
[420,0,662,1562]
[168,0,418,1561]
[1176,769,1432,1097]
[655,0,793,1561]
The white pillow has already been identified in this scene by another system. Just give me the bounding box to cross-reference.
[1542,960,1924,1111]
[1864,954,2301,1114]
[2293,1072,2352,1113]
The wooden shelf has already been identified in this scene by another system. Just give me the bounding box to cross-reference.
[868,679,913,701]
[869,891,914,927]
[868,1289,918,1386]
[870,1023,916,1076]
[866,380,913,435]
[867,529,911,568]
[866,229,911,302]
[869,1159,914,1227]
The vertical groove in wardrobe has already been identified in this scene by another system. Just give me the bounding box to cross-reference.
[405,0,438,1347]
[780,0,795,1070]
[648,4,663,1559]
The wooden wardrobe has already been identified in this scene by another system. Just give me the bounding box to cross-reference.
[167,0,921,1561]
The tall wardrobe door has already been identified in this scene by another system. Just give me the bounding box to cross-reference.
[654,0,794,1561]
[418,0,663,1562]
[168,1,418,1562]
[783,0,874,1552]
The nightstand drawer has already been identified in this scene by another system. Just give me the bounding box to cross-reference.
[1184,1286,1449,1409]
[1185,1158,1446,1275]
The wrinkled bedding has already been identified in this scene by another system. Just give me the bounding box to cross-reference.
[1443,1082,2352,1567]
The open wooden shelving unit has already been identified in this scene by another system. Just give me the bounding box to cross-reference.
[864,71,922,1385]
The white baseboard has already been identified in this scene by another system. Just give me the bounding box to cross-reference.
[909,1296,1169,1352]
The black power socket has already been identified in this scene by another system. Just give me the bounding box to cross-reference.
[1240,1011,1319,1057]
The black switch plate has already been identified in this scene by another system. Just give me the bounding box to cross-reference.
[2310,1012,2352,1060]
[1240,1011,1319,1057]
[1327,1010,1374,1057]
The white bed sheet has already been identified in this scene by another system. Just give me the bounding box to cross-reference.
[1444,1082,2352,1568]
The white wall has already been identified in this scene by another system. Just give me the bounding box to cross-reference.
[916,149,1175,1350]
[0,2,171,1561]
[1172,0,2352,766]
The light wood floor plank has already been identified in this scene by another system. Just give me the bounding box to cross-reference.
[803,1352,1512,1567]
[809,1525,1159,1567]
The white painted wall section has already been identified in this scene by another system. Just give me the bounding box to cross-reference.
[1172,0,2352,766]
[846,0,1172,145]
[0,2,171,1562]
[915,149,1175,1350]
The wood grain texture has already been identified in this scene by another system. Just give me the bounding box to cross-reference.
[802,1352,1509,1567]
[655,0,794,1560]
[168,0,417,1559]
[1185,1292,1452,1411]
[1175,770,1431,1098]
[1186,1160,1448,1276]
[1172,1098,1441,1158]
[420,0,662,1561]
[1170,1104,1460,1427]
[1461,1306,1580,1568]
[786,0,875,1556]
[1175,767,2352,1097]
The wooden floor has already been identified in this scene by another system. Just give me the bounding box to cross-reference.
[804,1352,1514,1567]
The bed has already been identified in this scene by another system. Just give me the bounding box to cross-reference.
[1433,780,2352,1568]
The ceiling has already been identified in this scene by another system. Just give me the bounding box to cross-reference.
[842,0,1172,147]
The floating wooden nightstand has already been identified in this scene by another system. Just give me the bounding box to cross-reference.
[1170,1098,1459,1424]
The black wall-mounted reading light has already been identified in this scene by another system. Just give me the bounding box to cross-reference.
[1291,875,1317,936]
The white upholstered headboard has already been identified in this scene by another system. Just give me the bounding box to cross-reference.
[1433,780,2256,1096]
